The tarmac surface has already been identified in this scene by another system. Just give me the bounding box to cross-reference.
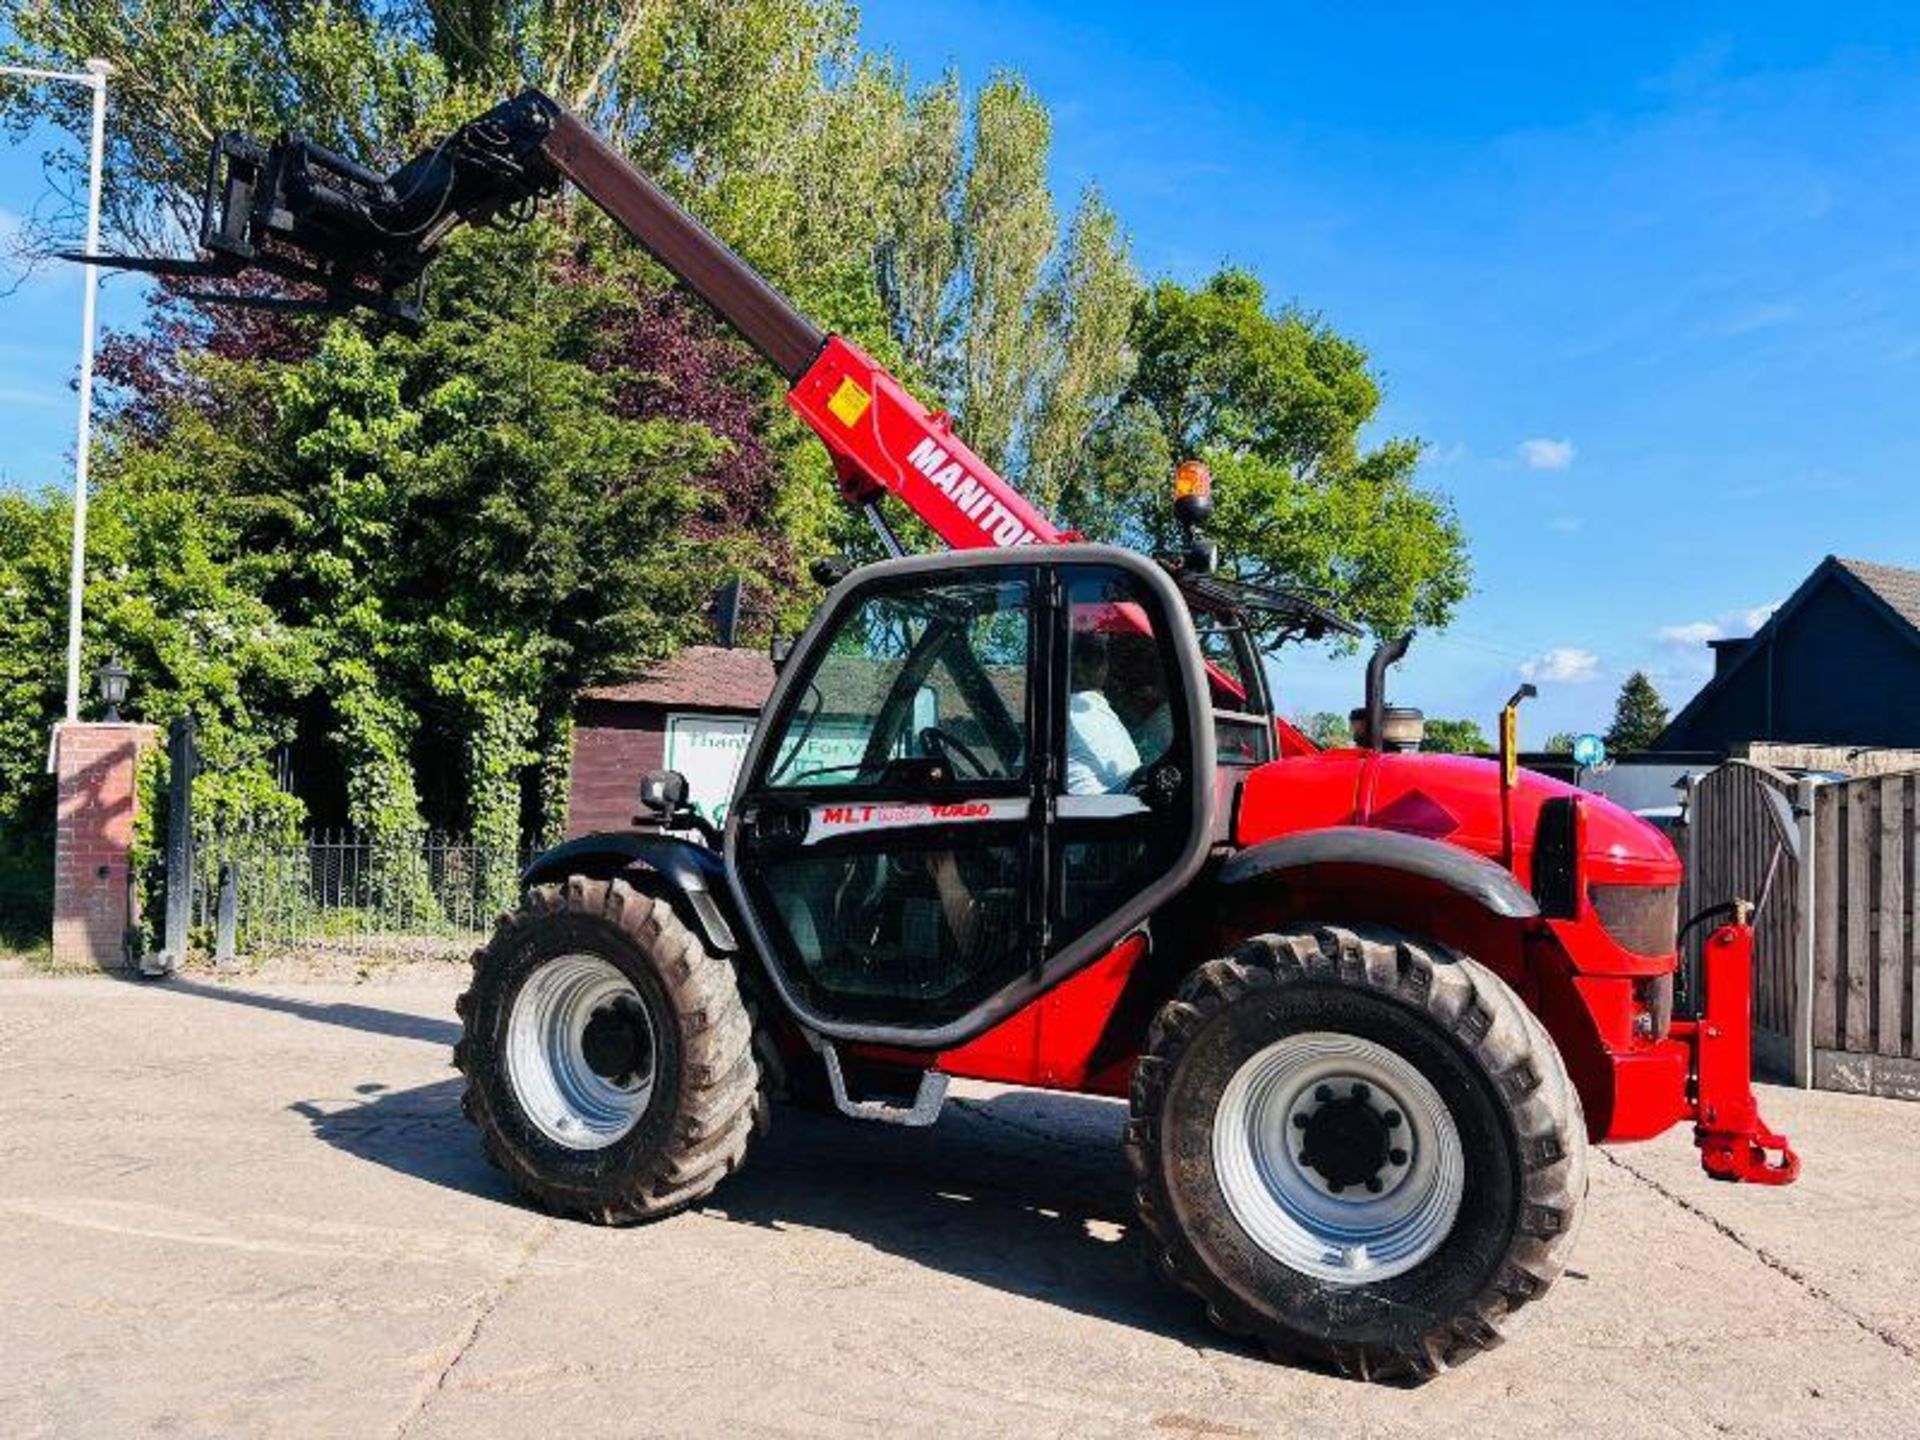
[2,969,1917,1438]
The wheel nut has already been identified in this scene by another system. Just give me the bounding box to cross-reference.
[1365,1177,1383,1193]
[1389,1147,1408,1166]
[1351,1082,1371,1101]
[1314,1084,1333,1103]
[1384,1110,1403,1128]
[1292,1113,1308,1129]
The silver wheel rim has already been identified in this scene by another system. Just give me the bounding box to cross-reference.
[506,954,657,1151]
[1211,1031,1464,1284]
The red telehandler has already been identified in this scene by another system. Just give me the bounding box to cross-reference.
[85,89,1799,1380]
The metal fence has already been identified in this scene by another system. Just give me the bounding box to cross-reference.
[188,829,537,960]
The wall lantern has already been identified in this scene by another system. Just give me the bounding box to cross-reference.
[95,656,129,723]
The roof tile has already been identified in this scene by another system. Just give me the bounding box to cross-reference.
[1836,557,1920,632]
[580,645,775,710]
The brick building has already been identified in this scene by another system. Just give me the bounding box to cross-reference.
[566,646,775,837]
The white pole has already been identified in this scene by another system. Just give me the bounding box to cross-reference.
[62,61,111,721]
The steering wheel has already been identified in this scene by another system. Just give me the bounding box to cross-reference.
[919,725,990,779]
[1124,756,1182,808]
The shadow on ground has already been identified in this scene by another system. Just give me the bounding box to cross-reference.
[164,977,461,1045]
[293,1067,1223,1351]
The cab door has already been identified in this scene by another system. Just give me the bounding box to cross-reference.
[726,547,1214,1048]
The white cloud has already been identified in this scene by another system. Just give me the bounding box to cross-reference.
[1653,601,1780,653]
[1517,437,1575,471]
[1546,515,1585,534]
[1656,620,1722,648]
[1520,647,1601,683]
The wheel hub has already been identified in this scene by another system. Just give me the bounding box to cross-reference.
[1211,1031,1465,1285]
[581,997,653,1086]
[505,954,658,1151]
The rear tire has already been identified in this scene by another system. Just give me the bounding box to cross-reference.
[1127,925,1586,1381]
[455,876,759,1224]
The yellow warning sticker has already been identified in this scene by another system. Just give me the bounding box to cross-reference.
[827,376,872,427]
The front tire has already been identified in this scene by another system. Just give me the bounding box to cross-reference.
[455,876,759,1224]
[1127,925,1586,1381]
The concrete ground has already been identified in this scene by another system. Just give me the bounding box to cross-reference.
[2,970,1917,1439]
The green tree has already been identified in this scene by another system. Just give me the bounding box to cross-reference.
[1542,731,1577,755]
[1420,718,1491,755]
[1605,672,1669,753]
[1293,711,1352,749]
[957,73,1054,470]
[1077,268,1470,640]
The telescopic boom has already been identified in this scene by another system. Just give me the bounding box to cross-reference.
[75,90,1060,557]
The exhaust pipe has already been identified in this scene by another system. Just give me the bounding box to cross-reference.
[1361,634,1413,751]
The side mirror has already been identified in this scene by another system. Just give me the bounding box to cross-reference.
[639,768,690,819]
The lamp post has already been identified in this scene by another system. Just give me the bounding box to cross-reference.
[2,58,113,721]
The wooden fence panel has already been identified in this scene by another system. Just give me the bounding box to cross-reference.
[1845,782,1874,1051]
[1813,787,1840,1049]
[1808,771,1920,1068]
[1879,775,1908,1057]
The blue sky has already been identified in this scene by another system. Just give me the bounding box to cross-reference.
[7,6,1920,741]
[857,1,1920,739]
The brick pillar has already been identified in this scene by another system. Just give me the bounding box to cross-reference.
[53,722,159,972]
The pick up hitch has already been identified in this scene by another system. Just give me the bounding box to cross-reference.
[1674,920,1801,1186]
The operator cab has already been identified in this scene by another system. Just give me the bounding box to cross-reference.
[1175,570,1364,835]
[725,546,1216,1046]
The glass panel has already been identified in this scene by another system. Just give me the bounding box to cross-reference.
[765,577,1029,790]
[1065,574,1173,795]
[1058,567,1192,930]
[751,834,1026,1026]
[1198,625,1253,707]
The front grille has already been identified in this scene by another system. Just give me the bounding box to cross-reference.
[1590,883,1679,958]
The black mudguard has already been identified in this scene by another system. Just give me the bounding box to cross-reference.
[520,831,740,953]
[1217,825,1540,920]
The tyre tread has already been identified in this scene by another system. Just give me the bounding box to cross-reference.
[1126,923,1587,1383]
[454,877,761,1225]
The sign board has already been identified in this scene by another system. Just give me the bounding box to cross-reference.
[663,714,755,824]
[1572,733,1607,769]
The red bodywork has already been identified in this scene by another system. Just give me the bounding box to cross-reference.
[133,89,1791,1186]
[786,331,1793,1184]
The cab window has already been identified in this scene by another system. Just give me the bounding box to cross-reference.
[765,578,1028,790]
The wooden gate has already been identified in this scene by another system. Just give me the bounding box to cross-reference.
[1679,761,1803,1075]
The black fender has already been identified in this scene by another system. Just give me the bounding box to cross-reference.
[1217,826,1540,920]
[520,832,739,953]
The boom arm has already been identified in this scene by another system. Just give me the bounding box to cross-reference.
[542,107,1058,547]
[75,90,1304,735]
[77,90,1059,554]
